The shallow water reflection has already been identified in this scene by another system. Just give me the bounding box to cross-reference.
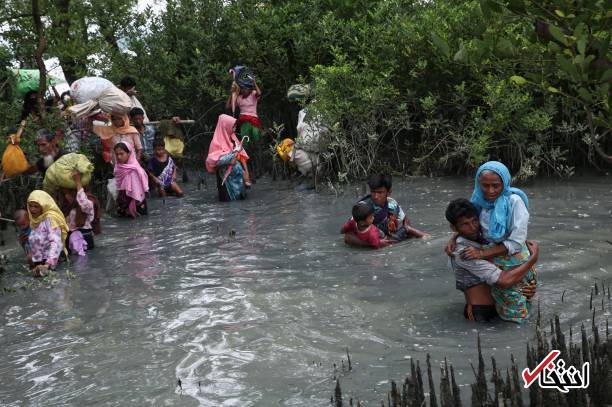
[1,175,611,405]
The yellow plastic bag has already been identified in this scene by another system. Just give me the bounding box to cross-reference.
[43,153,94,193]
[164,136,184,158]
[1,141,29,177]
[2,122,29,177]
[276,138,294,161]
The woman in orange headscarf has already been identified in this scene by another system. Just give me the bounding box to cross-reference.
[93,113,142,163]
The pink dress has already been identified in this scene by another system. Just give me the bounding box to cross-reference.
[66,188,95,231]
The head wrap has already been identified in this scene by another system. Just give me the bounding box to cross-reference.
[205,114,249,173]
[36,129,54,142]
[27,190,69,248]
[470,161,529,242]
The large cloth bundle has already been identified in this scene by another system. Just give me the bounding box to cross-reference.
[69,85,133,118]
[287,84,311,102]
[1,143,29,177]
[158,120,185,158]
[43,153,94,193]
[70,77,114,104]
[1,122,29,177]
[232,65,255,89]
[12,69,59,98]
[296,108,328,153]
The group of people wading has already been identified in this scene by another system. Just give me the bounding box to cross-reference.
[6,66,538,324]
[340,161,539,324]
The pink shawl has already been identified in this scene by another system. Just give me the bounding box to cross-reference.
[205,114,249,173]
[114,142,149,203]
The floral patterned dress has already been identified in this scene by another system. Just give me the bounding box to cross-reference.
[29,218,63,267]
[490,243,537,323]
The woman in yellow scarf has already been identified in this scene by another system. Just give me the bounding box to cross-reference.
[27,190,69,276]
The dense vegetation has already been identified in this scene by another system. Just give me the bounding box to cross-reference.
[1,0,610,182]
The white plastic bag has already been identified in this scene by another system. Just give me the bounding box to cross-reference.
[296,108,329,153]
[69,86,133,118]
[71,77,114,104]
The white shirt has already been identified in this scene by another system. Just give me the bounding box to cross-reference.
[480,194,529,255]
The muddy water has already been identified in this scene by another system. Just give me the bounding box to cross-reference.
[0,175,610,406]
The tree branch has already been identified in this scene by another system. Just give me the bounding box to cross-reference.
[32,0,47,117]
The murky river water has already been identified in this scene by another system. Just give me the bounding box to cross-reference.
[0,175,611,406]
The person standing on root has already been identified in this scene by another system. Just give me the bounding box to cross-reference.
[229,77,261,187]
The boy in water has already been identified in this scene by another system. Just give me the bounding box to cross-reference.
[14,209,32,264]
[345,174,426,247]
[147,139,184,197]
[445,198,538,322]
[341,201,390,249]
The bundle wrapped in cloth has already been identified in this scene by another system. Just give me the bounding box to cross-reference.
[1,121,29,178]
[43,153,94,193]
[69,83,132,118]
[158,120,185,158]
[70,77,114,104]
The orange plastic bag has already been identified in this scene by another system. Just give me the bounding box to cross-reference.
[2,123,29,177]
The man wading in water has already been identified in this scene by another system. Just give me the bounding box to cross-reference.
[445,199,539,322]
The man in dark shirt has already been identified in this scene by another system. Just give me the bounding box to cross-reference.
[28,128,64,177]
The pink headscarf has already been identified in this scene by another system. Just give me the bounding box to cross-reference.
[114,141,149,204]
[205,114,249,173]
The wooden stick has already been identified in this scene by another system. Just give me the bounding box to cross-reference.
[147,119,195,125]
[0,217,16,223]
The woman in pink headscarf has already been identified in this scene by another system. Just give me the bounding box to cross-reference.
[206,114,249,201]
[113,142,149,217]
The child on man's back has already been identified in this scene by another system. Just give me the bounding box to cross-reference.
[341,201,389,249]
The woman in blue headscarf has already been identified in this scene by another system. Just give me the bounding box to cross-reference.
[469,161,529,256]
[462,161,535,323]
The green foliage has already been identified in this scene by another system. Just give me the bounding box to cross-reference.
[0,0,609,184]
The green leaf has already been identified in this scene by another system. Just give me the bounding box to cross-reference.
[510,75,527,85]
[506,0,526,14]
[601,69,612,83]
[556,54,579,80]
[548,24,567,46]
[577,87,593,103]
[430,32,450,58]
[453,44,467,62]
[547,86,560,93]
[577,37,587,55]
[554,10,565,18]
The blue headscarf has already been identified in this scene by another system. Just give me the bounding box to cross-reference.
[470,161,529,242]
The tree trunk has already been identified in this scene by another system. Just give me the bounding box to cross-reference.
[32,0,47,117]
[586,110,612,165]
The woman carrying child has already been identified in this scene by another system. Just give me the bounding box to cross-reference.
[26,190,69,277]
[113,142,149,217]
[206,114,249,202]
[447,161,535,322]
[147,139,184,197]
[60,170,101,255]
